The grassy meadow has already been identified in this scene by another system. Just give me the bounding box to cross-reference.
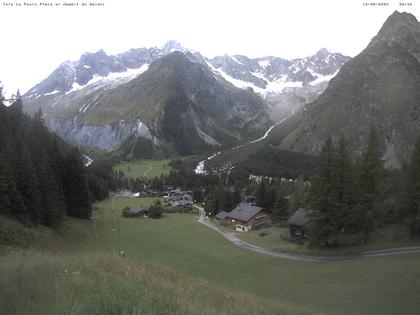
[1,196,420,314]
[235,225,420,255]
[113,160,171,179]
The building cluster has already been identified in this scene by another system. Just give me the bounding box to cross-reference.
[164,190,195,213]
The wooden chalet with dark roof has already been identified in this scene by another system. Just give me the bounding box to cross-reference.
[225,202,270,232]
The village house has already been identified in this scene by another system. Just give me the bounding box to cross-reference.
[224,202,270,232]
[287,208,310,240]
[170,199,194,212]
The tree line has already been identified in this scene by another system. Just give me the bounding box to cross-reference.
[0,86,113,227]
[308,128,420,247]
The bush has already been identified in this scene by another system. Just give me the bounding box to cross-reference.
[148,200,162,219]
[122,206,131,218]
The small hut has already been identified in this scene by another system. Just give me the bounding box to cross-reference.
[287,208,310,239]
[215,211,228,220]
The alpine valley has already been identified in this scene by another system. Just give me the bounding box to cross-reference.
[22,41,349,158]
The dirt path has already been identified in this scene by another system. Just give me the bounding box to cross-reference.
[196,206,420,261]
[143,164,153,177]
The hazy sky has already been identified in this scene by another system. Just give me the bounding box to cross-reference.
[0,0,419,95]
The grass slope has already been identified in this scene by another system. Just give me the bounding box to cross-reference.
[113,160,171,179]
[89,198,420,315]
[2,197,420,315]
[1,251,301,315]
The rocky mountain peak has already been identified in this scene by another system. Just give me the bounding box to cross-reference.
[372,11,420,62]
[314,48,330,58]
[281,10,420,168]
[377,11,419,37]
[161,40,185,54]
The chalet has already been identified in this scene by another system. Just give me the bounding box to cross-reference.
[287,208,310,239]
[170,199,194,212]
[226,202,270,232]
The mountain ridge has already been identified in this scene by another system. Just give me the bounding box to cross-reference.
[281,11,420,168]
[22,41,349,156]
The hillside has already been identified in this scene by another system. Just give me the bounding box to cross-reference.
[281,11,420,168]
[22,41,350,157]
[23,51,270,156]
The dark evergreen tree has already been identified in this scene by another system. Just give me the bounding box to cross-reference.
[0,158,11,215]
[149,199,163,219]
[220,190,232,211]
[192,188,203,203]
[256,179,274,211]
[308,137,341,246]
[359,127,384,243]
[63,148,92,218]
[272,192,289,222]
[289,174,307,213]
[232,188,241,206]
[406,135,420,237]
[335,136,357,234]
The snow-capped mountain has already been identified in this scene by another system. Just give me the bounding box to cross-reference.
[206,48,350,96]
[25,41,349,104]
[22,41,349,155]
[25,40,186,99]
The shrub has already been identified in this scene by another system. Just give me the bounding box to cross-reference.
[148,200,162,219]
[122,206,131,218]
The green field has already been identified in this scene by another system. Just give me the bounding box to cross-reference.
[81,198,420,314]
[2,197,420,315]
[235,225,420,255]
[113,160,171,179]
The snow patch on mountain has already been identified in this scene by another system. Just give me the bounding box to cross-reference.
[65,64,149,95]
[309,70,339,86]
[258,60,270,68]
[216,68,264,92]
[44,90,61,96]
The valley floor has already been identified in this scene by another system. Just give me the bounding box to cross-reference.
[198,212,420,261]
[2,196,420,315]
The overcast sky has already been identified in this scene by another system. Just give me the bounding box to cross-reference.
[0,0,419,95]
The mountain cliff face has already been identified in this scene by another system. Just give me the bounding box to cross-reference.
[281,11,420,168]
[22,41,349,155]
[24,48,269,155]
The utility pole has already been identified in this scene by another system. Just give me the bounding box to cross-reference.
[91,213,97,242]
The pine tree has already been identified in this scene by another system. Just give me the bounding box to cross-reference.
[309,137,341,246]
[272,192,289,222]
[335,136,356,233]
[13,139,42,224]
[406,135,420,237]
[359,126,384,243]
[256,179,274,211]
[0,158,11,215]
[289,174,307,212]
[192,188,203,203]
[63,148,92,219]
[232,188,241,206]
[220,190,232,211]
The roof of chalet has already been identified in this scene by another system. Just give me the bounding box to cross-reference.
[226,202,264,222]
[215,211,228,220]
[287,208,310,227]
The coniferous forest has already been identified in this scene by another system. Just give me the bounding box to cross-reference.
[0,86,112,227]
